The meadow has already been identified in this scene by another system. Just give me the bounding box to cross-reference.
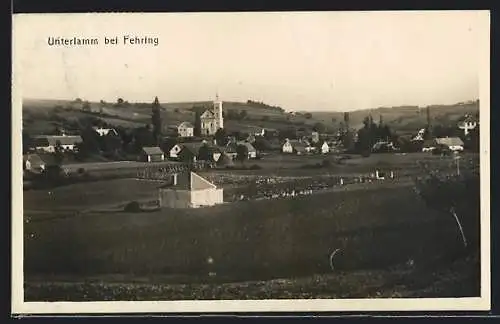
[23,173,480,300]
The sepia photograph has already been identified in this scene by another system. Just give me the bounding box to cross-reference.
[12,10,490,314]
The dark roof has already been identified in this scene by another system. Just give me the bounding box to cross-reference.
[142,146,164,155]
[287,140,308,149]
[32,135,83,146]
[216,153,234,167]
[435,137,464,147]
[236,141,257,153]
[181,142,220,155]
[178,121,194,128]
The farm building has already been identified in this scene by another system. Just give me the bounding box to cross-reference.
[23,153,59,173]
[158,171,223,209]
[172,142,221,162]
[282,139,308,155]
[141,147,165,162]
[435,137,464,151]
[223,141,257,159]
[177,121,194,138]
[31,135,83,153]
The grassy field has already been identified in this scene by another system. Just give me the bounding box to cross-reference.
[23,179,480,300]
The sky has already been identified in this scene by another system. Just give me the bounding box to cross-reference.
[13,11,488,112]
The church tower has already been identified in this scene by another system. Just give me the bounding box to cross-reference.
[214,93,223,129]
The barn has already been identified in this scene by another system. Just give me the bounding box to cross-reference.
[141,146,165,162]
[158,171,224,208]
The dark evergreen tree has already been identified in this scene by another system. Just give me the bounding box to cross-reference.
[194,110,202,137]
[151,96,162,145]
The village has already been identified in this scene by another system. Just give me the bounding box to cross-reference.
[22,95,479,210]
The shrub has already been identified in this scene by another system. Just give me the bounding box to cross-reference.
[124,201,141,213]
[249,164,262,170]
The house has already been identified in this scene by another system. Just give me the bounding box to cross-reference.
[311,131,320,144]
[435,137,464,151]
[158,171,223,209]
[172,142,221,162]
[282,139,308,155]
[223,141,257,159]
[141,146,165,162]
[31,135,83,153]
[92,127,118,137]
[23,153,59,173]
[457,114,478,136]
[200,94,224,136]
[320,141,330,154]
[177,122,194,138]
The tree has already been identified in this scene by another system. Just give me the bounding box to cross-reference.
[214,128,227,146]
[313,122,326,134]
[236,144,248,165]
[304,112,313,119]
[197,143,212,161]
[194,110,202,137]
[151,96,162,145]
[117,98,124,105]
[54,140,64,164]
[82,101,91,112]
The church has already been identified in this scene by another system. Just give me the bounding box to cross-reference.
[200,95,224,136]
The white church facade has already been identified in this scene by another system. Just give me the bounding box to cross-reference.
[200,95,224,136]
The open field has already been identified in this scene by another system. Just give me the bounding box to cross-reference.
[23,180,480,300]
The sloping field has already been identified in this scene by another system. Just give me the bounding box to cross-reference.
[24,186,479,284]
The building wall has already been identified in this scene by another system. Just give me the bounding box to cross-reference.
[147,154,165,162]
[178,127,194,137]
[191,188,223,208]
[159,189,192,208]
[282,143,293,153]
[159,188,223,208]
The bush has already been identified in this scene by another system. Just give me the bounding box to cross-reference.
[249,164,262,170]
[124,201,141,213]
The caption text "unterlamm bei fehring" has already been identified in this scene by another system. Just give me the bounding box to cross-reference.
[47,35,159,47]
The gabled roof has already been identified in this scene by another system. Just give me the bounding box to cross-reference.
[178,121,194,129]
[32,135,83,146]
[200,109,215,119]
[142,146,164,155]
[285,140,308,152]
[435,137,464,147]
[236,141,257,153]
[159,171,217,191]
[216,153,234,167]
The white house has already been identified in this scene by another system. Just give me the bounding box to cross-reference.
[177,122,194,138]
[457,114,478,136]
[321,141,330,154]
[92,127,118,136]
[158,172,223,209]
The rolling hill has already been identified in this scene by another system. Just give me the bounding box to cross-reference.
[22,98,479,136]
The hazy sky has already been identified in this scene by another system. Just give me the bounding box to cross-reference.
[13,11,488,111]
